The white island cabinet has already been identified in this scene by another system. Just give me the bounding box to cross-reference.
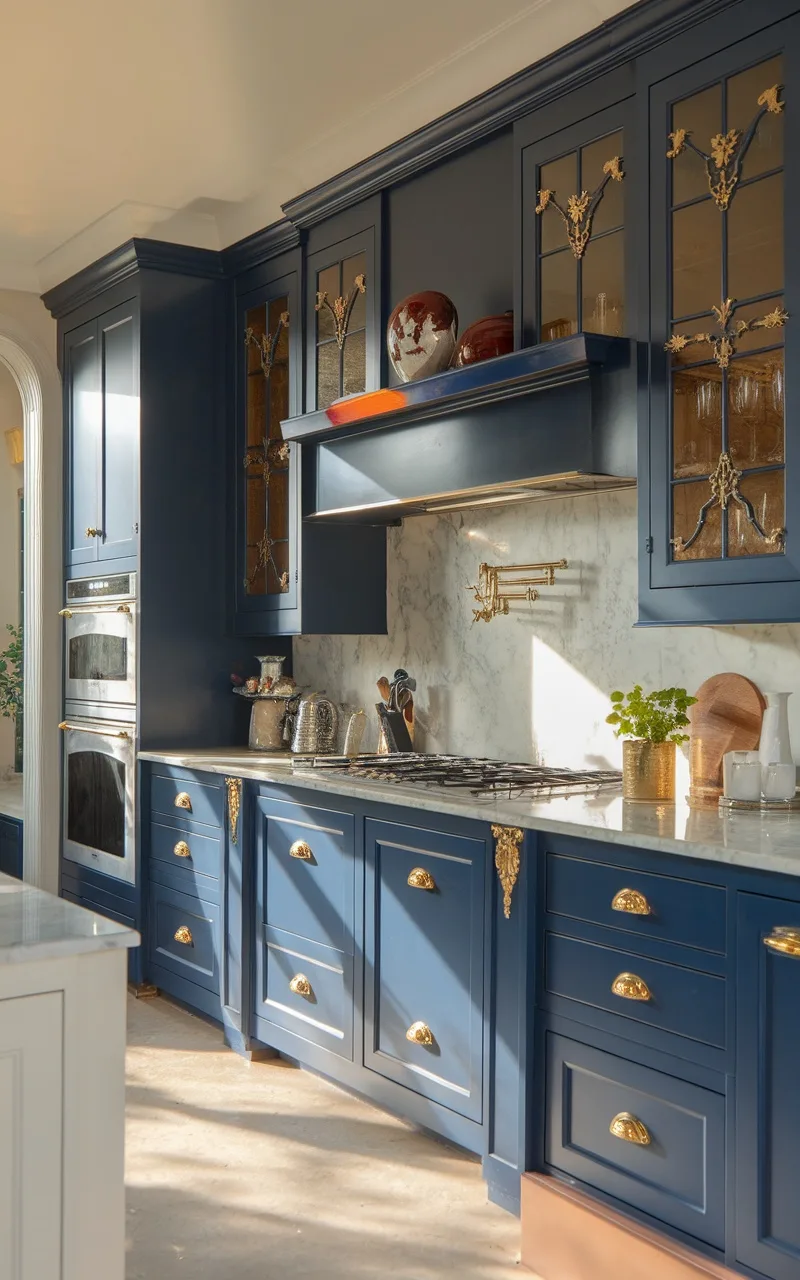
[0,872,138,1280]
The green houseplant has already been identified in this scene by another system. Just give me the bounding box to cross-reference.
[606,685,696,802]
[0,624,23,774]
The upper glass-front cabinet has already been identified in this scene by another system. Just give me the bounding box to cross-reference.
[517,97,632,348]
[642,17,800,625]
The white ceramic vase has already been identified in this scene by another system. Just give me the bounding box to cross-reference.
[758,691,793,766]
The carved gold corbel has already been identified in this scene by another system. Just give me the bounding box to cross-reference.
[225,777,242,845]
[492,825,524,919]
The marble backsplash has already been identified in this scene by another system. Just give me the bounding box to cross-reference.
[293,488,800,768]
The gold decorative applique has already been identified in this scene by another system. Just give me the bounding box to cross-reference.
[534,155,624,259]
[225,777,242,845]
[666,84,784,210]
[492,825,524,919]
[315,274,367,349]
[665,296,789,371]
[671,452,785,555]
[244,311,289,376]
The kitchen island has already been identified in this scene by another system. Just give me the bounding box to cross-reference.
[0,871,138,1280]
[138,747,800,1280]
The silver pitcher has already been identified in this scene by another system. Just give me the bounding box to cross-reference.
[289,692,339,755]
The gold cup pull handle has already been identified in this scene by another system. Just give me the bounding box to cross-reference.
[764,927,800,958]
[58,608,73,618]
[609,1112,651,1145]
[174,792,192,811]
[405,1021,433,1045]
[173,926,193,945]
[289,840,313,861]
[611,972,652,1002]
[407,867,436,891]
[289,974,312,997]
[611,888,652,916]
[116,604,132,615]
[173,841,191,859]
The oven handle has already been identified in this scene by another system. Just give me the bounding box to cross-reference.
[59,604,132,618]
[58,721,131,740]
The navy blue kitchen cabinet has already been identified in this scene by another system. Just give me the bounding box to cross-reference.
[63,299,139,573]
[639,8,800,625]
[736,891,800,1280]
[0,816,22,878]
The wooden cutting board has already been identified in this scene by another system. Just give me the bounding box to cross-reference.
[688,673,765,807]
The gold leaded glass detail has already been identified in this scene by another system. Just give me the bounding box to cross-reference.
[665,298,789,370]
[671,450,785,554]
[535,156,624,259]
[315,274,366,349]
[666,83,784,210]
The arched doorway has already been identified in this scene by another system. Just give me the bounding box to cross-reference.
[0,319,62,891]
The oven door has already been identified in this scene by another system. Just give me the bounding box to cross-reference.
[61,719,136,884]
[63,603,137,708]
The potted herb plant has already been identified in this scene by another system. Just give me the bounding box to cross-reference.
[0,624,23,774]
[606,685,696,802]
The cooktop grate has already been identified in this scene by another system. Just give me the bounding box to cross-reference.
[293,753,622,798]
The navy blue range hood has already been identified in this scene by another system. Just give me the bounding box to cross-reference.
[281,334,636,522]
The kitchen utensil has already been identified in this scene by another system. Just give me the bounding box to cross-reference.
[762,761,797,802]
[758,691,793,766]
[688,673,766,807]
[377,676,391,704]
[290,693,339,755]
[722,750,762,801]
[376,702,414,753]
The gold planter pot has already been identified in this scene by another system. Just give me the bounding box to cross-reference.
[622,740,676,803]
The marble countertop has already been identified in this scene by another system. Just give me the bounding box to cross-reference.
[0,872,139,964]
[0,777,23,822]
[140,747,800,878]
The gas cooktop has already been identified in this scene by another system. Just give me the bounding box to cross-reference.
[292,753,622,798]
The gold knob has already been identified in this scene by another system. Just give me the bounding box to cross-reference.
[289,974,312,997]
[174,792,192,811]
[611,888,652,916]
[407,867,436,891]
[609,1112,651,1145]
[173,926,193,945]
[116,604,131,615]
[764,927,800,957]
[173,841,191,858]
[58,608,73,618]
[611,972,652,1002]
[405,1021,433,1045]
[289,840,313,861]
[85,526,101,538]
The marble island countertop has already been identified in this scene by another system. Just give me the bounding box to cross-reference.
[0,776,23,822]
[140,746,800,878]
[0,872,139,963]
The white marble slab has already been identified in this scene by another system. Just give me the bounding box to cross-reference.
[0,872,139,964]
[0,777,23,822]
[140,747,800,879]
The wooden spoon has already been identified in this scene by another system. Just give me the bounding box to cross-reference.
[377,677,391,705]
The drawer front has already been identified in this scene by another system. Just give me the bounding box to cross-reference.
[546,852,726,955]
[260,798,355,953]
[149,820,222,882]
[545,932,726,1048]
[364,818,486,1122]
[150,772,224,829]
[546,1032,725,1248]
[256,926,353,1060]
[148,882,219,994]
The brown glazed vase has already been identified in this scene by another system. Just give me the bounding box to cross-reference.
[622,740,676,803]
[387,291,458,383]
[453,312,514,367]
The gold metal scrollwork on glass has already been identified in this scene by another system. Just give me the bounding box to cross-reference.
[492,825,523,919]
[225,777,242,846]
[243,310,291,597]
[244,311,290,376]
[671,451,785,554]
[315,274,367,349]
[535,156,624,259]
[665,297,789,371]
[245,530,290,596]
[667,84,784,211]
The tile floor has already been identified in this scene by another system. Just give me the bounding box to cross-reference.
[125,995,522,1279]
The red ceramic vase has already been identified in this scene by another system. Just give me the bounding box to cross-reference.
[453,312,514,368]
[387,291,458,383]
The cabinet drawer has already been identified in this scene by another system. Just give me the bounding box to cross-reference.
[545,932,726,1048]
[546,1033,725,1248]
[261,798,355,953]
[546,852,726,955]
[150,772,224,829]
[256,926,353,1060]
[364,819,485,1122]
[148,882,219,994]
[149,820,221,882]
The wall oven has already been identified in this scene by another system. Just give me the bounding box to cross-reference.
[60,718,136,884]
[61,573,137,720]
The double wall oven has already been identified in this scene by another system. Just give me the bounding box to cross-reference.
[60,573,137,885]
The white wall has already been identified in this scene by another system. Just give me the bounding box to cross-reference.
[294,488,800,772]
[0,364,23,773]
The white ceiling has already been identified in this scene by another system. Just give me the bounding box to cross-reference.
[0,0,635,293]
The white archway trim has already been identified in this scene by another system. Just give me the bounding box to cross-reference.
[0,317,62,891]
